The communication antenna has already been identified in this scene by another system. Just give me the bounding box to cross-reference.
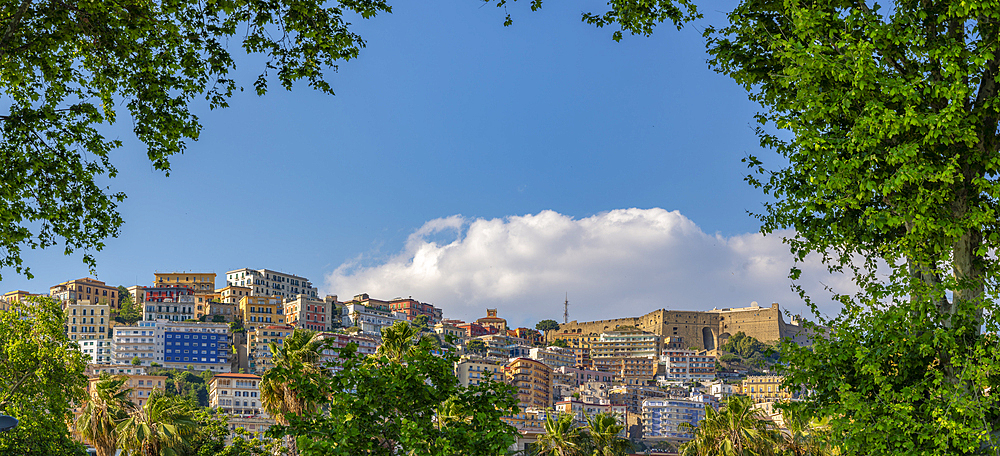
[563,293,569,325]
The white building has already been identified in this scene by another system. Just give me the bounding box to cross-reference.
[342,303,407,339]
[111,321,164,366]
[661,349,717,381]
[209,373,263,416]
[141,286,196,322]
[642,396,715,441]
[528,346,576,369]
[226,268,318,300]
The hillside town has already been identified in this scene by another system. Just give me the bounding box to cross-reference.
[2,270,817,453]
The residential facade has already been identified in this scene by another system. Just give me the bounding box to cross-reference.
[591,329,660,359]
[456,356,503,387]
[742,375,795,403]
[528,346,576,369]
[285,295,340,331]
[387,297,443,323]
[50,278,119,308]
[209,373,263,416]
[239,295,286,332]
[153,272,216,293]
[142,286,196,322]
[162,321,231,372]
[65,300,112,363]
[662,349,717,381]
[505,357,552,409]
[226,268,318,300]
[111,321,163,366]
[642,397,712,442]
[248,324,294,374]
[342,302,407,338]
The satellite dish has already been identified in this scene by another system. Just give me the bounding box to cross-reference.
[0,415,18,432]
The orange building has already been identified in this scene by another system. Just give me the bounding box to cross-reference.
[153,272,216,293]
[50,278,119,309]
[505,357,552,409]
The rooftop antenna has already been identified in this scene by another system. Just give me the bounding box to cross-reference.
[563,293,569,325]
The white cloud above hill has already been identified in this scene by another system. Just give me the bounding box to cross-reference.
[324,208,853,328]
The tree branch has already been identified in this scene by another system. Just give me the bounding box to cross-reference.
[0,0,33,57]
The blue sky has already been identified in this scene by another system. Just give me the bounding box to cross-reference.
[2,1,846,327]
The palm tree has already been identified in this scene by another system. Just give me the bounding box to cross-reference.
[260,328,327,424]
[260,328,329,456]
[778,406,836,456]
[680,395,781,456]
[536,413,585,456]
[583,413,632,456]
[377,320,435,362]
[116,390,197,456]
[435,396,471,430]
[77,375,135,456]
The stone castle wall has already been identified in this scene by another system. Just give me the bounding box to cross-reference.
[550,303,800,350]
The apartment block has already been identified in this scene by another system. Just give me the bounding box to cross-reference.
[742,375,795,403]
[65,300,111,363]
[248,325,294,374]
[387,297,443,323]
[142,286,196,322]
[642,397,714,442]
[554,398,627,428]
[239,295,285,332]
[1,290,42,311]
[162,321,231,372]
[205,301,238,323]
[218,285,251,304]
[50,278,119,308]
[111,321,163,366]
[342,302,407,339]
[528,346,576,369]
[285,295,340,332]
[153,272,216,293]
[591,356,657,385]
[662,349,717,381]
[209,373,263,416]
[591,329,660,359]
[553,366,615,387]
[226,268,318,300]
[505,357,552,409]
[456,355,503,387]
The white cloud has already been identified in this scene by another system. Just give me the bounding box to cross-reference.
[325,208,854,329]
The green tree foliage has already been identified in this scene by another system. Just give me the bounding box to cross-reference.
[411,315,431,333]
[377,321,436,361]
[267,334,519,455]
[535,319,561,332]
[534,412,631,456]
[77,374,135,456]
[117,390,197,456]
[147,368,210,407]
[183,409,284,456]
[550,339,569,349]
[0,0,391,280]
[679,395,780,456]
[719,332,772,360]
[703,0,1000,452]
[117,295,143,325]
[0,297,89,456]
[467,339,487,354]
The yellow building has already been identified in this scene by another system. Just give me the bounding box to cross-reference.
[219,285,251,304]
[1,290,42,311]
[742,375,795,403]
[505,357,552,409]
[65,300,112,363]
[50,277,120,308]
[154,272,217,293]
[193,291,221,319]
[476,308,508,334]
[248,325,294,374]
[239,295,285,331]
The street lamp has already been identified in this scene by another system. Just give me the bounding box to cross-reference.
[0,415,17,432]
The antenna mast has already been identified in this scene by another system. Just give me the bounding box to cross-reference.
[563,293,569,324]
